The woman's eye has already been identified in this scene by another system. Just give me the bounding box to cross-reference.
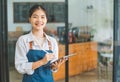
[33,16,37,18]
[41,16,45,19]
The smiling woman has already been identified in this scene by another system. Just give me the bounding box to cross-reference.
[14,5,67,82]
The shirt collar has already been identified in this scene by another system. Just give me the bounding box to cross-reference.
[27,31,50,43]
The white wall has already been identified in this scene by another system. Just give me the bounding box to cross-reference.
[68,0,113,41]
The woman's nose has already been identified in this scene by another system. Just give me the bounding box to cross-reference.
[37,17,42,21]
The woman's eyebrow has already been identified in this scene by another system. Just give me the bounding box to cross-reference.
[32,14,45,17]
[32,14,38,16]
[41,14,46,17]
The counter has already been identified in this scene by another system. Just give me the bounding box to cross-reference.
[53,42,98,81]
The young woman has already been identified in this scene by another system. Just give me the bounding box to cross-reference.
[15,5,66,82]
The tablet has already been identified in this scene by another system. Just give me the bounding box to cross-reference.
[51,53,76,64]
[63,54,76,59]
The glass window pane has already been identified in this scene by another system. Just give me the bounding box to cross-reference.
[7,0,113,82]
[68,0,113,82]
[8,1,66,82]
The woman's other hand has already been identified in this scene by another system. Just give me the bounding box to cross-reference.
[51,57,68,71]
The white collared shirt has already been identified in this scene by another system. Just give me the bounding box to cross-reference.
[15,31,58,75]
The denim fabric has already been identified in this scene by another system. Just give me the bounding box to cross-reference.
[22,50,54,82]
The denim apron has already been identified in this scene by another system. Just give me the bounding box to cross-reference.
[22,41,54,82]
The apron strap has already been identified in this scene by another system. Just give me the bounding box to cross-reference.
[29,41,33,49]
[47,40,52,50]
[29,40,52,50]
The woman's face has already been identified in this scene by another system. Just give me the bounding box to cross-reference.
[29,9,47,31]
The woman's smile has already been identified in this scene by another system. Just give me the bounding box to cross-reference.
[35,22,44,27]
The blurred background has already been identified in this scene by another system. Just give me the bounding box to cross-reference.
[7,0,113,82]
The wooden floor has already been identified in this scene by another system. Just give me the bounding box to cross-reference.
[9,68,112,82]
[55,70,112,82]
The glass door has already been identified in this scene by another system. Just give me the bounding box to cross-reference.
[68,0,113,82]
[6,0,114,82]
[7,0,66,82]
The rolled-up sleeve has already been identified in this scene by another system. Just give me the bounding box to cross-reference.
[15,37,34,75]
